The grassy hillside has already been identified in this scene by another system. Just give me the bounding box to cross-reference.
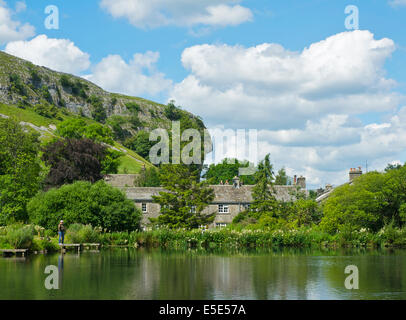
[0,50,209,174]
[0,102,152,174]
[0,51,205,133]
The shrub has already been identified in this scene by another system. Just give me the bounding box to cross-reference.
[28,181,142,232]
[34,103,59,118]
[2,224,35,249]
[31,237,59,252]
[66,224,102,244]
[56,119,114,144]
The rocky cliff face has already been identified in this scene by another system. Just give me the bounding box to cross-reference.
[0,51,204,132]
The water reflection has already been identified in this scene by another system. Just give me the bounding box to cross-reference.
[0,248,405,300]
[58,253,64,289]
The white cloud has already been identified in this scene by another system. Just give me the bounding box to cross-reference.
[0,0,35,44]
[4,34,171,98]
[171,30,398,130]
[256,106,406,187]
[4,35,91,74]
[171,30,406,188]
[86,51,173,96]
[100,0,253,28]
[389,0,406,7]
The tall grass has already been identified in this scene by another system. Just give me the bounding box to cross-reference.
[0,224,35,249]
[2,223,405,251]
[100,226,406,249]
[66,223,102,244]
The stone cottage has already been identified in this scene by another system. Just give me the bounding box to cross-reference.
[105,175,307,228]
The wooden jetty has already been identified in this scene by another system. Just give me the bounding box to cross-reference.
[1,243,101,257]
[0,249,28,257]
[59,243,81,253]
[59,243,101,253]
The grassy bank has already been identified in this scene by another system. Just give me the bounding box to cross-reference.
[122,226,406,249]
[2,223,406,253]
[0,224,60,252]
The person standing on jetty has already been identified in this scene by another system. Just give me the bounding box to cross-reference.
[58,220,65,244]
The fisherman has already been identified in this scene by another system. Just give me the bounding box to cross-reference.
[58,220,65,244]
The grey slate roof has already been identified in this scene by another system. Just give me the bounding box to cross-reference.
[124,185,303,203]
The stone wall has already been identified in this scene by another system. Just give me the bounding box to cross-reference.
[104,174,139,187]
[121,185,307,228]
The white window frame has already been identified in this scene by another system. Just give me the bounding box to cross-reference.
[190,205,196,214]
[218,204,229,214]
[142,203,147,213]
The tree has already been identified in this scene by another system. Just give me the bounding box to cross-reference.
[385,163,404,172]
[233,154,279,227]
[88,95,106,123]
[288,199,320,228]
[275,168,288,185]
[0,118,42,224]
[319,169,406,233]
[124,130,154,160]
[106,115,130,142]
[42,138,116,188]
[164,100,181,121]
[250,154,277,216]
[56,118,114,144]
[134,166,161,187]
[203,158,256,185]
[150,164,215,229]
[27,181,141,232]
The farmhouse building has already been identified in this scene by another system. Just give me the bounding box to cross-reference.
[105,175,307,228]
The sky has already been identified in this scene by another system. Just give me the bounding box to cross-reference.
[1,0,406,189]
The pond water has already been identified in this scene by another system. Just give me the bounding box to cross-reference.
[1,248,405,300]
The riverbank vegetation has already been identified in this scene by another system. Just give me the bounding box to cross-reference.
[2,117,406,252]
[2,223,406,253]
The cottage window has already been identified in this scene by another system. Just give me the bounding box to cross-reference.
[142,203,147,213]
[218,204,229,214]
[190,206,196,214]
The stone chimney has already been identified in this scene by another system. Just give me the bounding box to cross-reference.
[349,167,363,182]
[232,176,241,189]
[297,176,306,189]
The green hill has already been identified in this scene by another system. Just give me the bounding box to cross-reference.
[0,51,207,173]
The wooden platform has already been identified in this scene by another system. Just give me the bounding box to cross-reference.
[59,243,101,252]
[59,244,81,247]
[0,249,28,257]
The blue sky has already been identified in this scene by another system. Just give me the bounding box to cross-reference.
[1,0,406,188]
[10,0,406,87]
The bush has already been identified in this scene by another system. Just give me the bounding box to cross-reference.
[320,168,406,233]
[56,119,114,144]
[66,224,102,244]
[31,237,59,252]
[124,130,154,160]
[164,101,181,120]
[0,224,35,249]
[34,103,59,118]
[27,181,142,232]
